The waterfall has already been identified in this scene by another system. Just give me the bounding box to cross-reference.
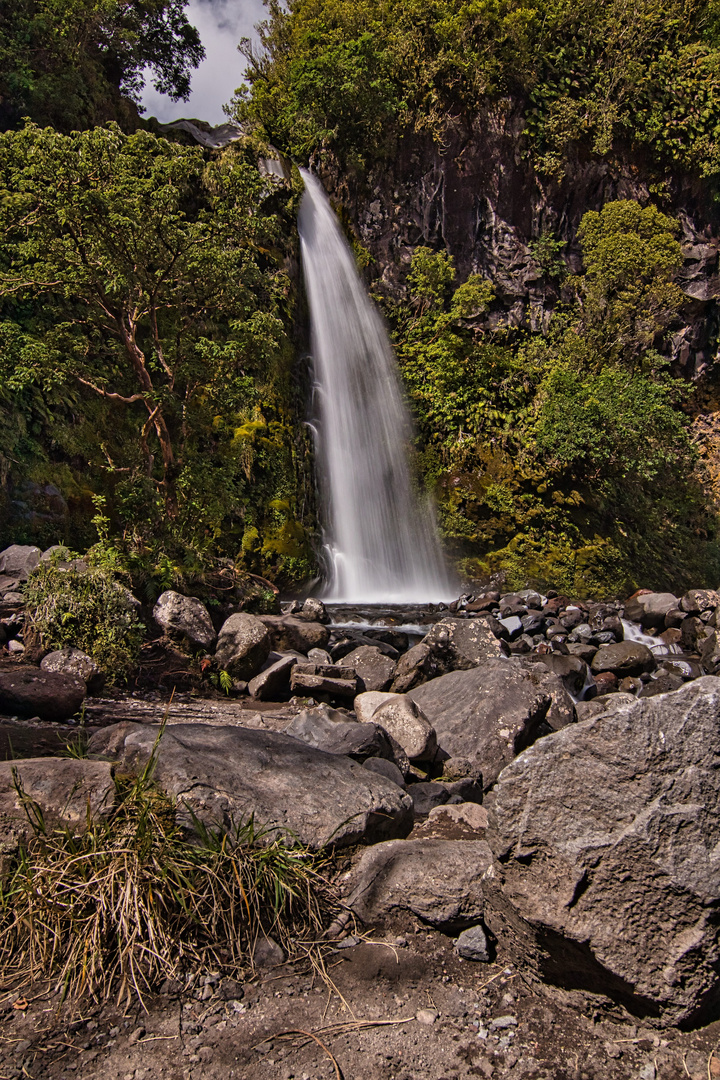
[298,169,454,603]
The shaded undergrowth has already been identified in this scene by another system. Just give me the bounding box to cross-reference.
[0,732,337,1009]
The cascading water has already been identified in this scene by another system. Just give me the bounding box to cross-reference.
[298,169,454,603]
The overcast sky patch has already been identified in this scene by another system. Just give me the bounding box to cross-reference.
[140,0,266,126]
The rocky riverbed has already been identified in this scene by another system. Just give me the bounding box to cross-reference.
[2,543,720,1077]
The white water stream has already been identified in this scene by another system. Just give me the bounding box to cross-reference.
[298,169,454,603]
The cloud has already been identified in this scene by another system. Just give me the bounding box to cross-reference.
[140,0,267,126]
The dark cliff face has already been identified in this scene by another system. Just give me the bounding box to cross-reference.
[316,104,720,380]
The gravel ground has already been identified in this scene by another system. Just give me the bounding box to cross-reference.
[2,926,718,1080]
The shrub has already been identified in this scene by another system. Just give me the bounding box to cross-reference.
[0,738,334,1006]
[24,563,145,682]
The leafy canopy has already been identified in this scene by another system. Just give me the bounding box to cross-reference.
[0,124,313,584]
[0,0,204,131]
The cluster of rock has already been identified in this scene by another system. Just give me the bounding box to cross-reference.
[3,544,720,1028]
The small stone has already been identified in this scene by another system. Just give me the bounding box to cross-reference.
[416,1008,438,1025]
[638,1065,656,1080]
[454,925,490,962]
[489,1015,517,1030]
[128,1026,146,1045]
[198,1047,213,1062]
[7,640,24,654]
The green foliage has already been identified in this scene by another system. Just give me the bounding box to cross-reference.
[407,246,456,308]
[237,0,720,181]
[388,203,719,594]
[0,0,204,132]
[0,736,334,1006]
[0,124,314,586]
[23,562,145,681]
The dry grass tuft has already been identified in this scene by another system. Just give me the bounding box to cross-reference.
[0,731,337,1008]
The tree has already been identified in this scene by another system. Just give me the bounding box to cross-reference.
[0,0,204,132]
[0,124,296,550]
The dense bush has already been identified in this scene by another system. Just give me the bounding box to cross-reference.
[24,562,145,681]
[385,201,719,594]
[0,124,315,586]
[235,0,720,180]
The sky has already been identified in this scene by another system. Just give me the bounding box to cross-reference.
[140,0,266,126]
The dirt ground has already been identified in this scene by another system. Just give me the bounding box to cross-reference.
[2,925,718,1080]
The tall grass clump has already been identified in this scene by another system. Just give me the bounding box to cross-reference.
[0,742,334,1007]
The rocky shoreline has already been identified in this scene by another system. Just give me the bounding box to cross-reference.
[1,541,720,1075]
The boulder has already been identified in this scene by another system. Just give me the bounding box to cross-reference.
[591,641,655,678]
[624,592,678,630]
[574,692,637,722]
[409,781,451,815]
[527,653,590,699]
[153,591,216,650]
[354,690,396,722]
[88,721,413,851]
[0,667,86,722]
[422,617,507,671]
[409,659,574,790]
[290,664,358,699]
[372,695,437,761]
[40,647,105,694]
[299,598,330,624]
[362,757,407,789]
[485,677,720,1027]
[247,655,297,700]
[346,838,494,930]
[342,645,396,692]
[307,648,333,665]
[0,545,41,582]
[214,613,271,680]
[284,705,400,766]
[390,642,441,693]
[0,758,115,871]
[258,615,330,654]
[680,589,720,615]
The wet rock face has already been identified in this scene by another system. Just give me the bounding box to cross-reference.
[320,110,720,377]
[485,677,720,1027]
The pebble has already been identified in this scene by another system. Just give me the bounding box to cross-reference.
[128,1026,146,1045]
[489,1014,517,1030]
[638,1066,656,1080]
[416,1008,439,1025]
[7,640,24,653]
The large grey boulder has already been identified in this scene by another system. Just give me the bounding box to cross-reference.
[258,614,330,654]
[591,640,655,678]
[422,617,507,671]
[153,591,216,650]
[527,653,590,699]
[372,695,437,761]
[0,758,115,871]
[354,691,396,722]
[284,705,401,766]
[215,613,271,680]
[390,642,441,693]
[88,721,412,850]
[408,659,574,790]
[485,677,720,1027]
[248,655,297,700]
[0,667,86,722]
[346,838,494,930]
[342,645,396,692]
[40,646,105,694]
[0,545,41,582]
[624,592,678,630]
